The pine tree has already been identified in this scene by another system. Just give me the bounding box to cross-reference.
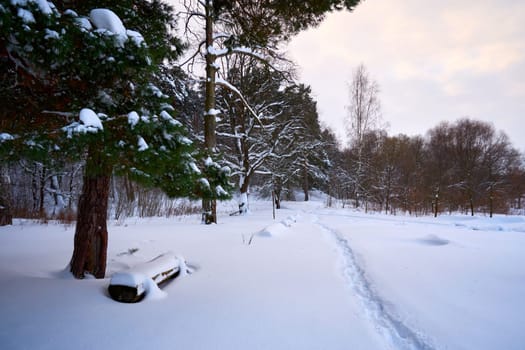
[0,0,229,278]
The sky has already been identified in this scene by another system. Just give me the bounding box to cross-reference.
[287,0,525,151]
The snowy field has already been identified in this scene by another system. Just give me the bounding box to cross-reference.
[1,196,525,350]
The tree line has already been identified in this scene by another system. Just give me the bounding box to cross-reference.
[324,65,525,217]
[324,120,524,217]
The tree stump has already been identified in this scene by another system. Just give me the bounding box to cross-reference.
[108,253,183,303]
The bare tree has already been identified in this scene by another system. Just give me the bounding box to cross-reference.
[479,130,518,217]
[345,64,382,208]
[346,64,382,146]
[425,122,455,217]
[507,158,525,211]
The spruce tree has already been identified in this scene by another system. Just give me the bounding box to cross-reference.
[0,0,229,278]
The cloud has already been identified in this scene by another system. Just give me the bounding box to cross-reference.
[288,0,525,150]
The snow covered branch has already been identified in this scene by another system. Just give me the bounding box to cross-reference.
[215,78,263,127]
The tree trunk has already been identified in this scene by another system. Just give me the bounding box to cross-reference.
[303,160,309,201]
[202,0,217,224]
[31,164,39,214]
[70,148,111,279]
[273,177,282,209]
[489,187,493,218]
[201,199,214,224]
[327,179,332,208]
[38,165,47,217]
[51,175,65,216]
[274,190,281,210]
[0,165,13,226]
[0,208,12,226]
[238,174,251,214]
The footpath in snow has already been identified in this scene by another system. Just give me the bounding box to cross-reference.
[312,205,525,350]
[1,199,525,349]
[318,220,435,350]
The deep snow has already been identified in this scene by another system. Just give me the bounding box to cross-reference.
[1,197,524,350]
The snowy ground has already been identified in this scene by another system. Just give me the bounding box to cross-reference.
[1,196,525,350]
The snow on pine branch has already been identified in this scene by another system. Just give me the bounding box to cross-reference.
[12,0,54,17]
[79,108,103,131]
[137,136,149,151]
[90,9,127,36]
[0,133,15,142]
[89,9,145,48]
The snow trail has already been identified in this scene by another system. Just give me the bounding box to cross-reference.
[317,220,436,350]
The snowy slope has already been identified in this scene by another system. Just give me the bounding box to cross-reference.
[1,198,524,350]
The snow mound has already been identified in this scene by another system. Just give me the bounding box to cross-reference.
[416,234,450,246]
[257,216,297,237]
[451,215,525,233]
[282,215,297,227]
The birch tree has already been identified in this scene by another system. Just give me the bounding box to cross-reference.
[345,64,382,207]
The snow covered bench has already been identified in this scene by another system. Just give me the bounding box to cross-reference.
[108,252,186,303]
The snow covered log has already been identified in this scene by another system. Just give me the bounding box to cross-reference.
[108,253,183,303]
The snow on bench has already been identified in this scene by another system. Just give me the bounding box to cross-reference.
[108,252,187,303]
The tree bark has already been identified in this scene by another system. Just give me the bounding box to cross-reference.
[303,160,309,201]
[489,186,493,218]
[202,0,217,224]
[273,178,282,209]
[38,165,47,218]
[70,147,111,279]
[0,165,13,226]
[239,174,251,214]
